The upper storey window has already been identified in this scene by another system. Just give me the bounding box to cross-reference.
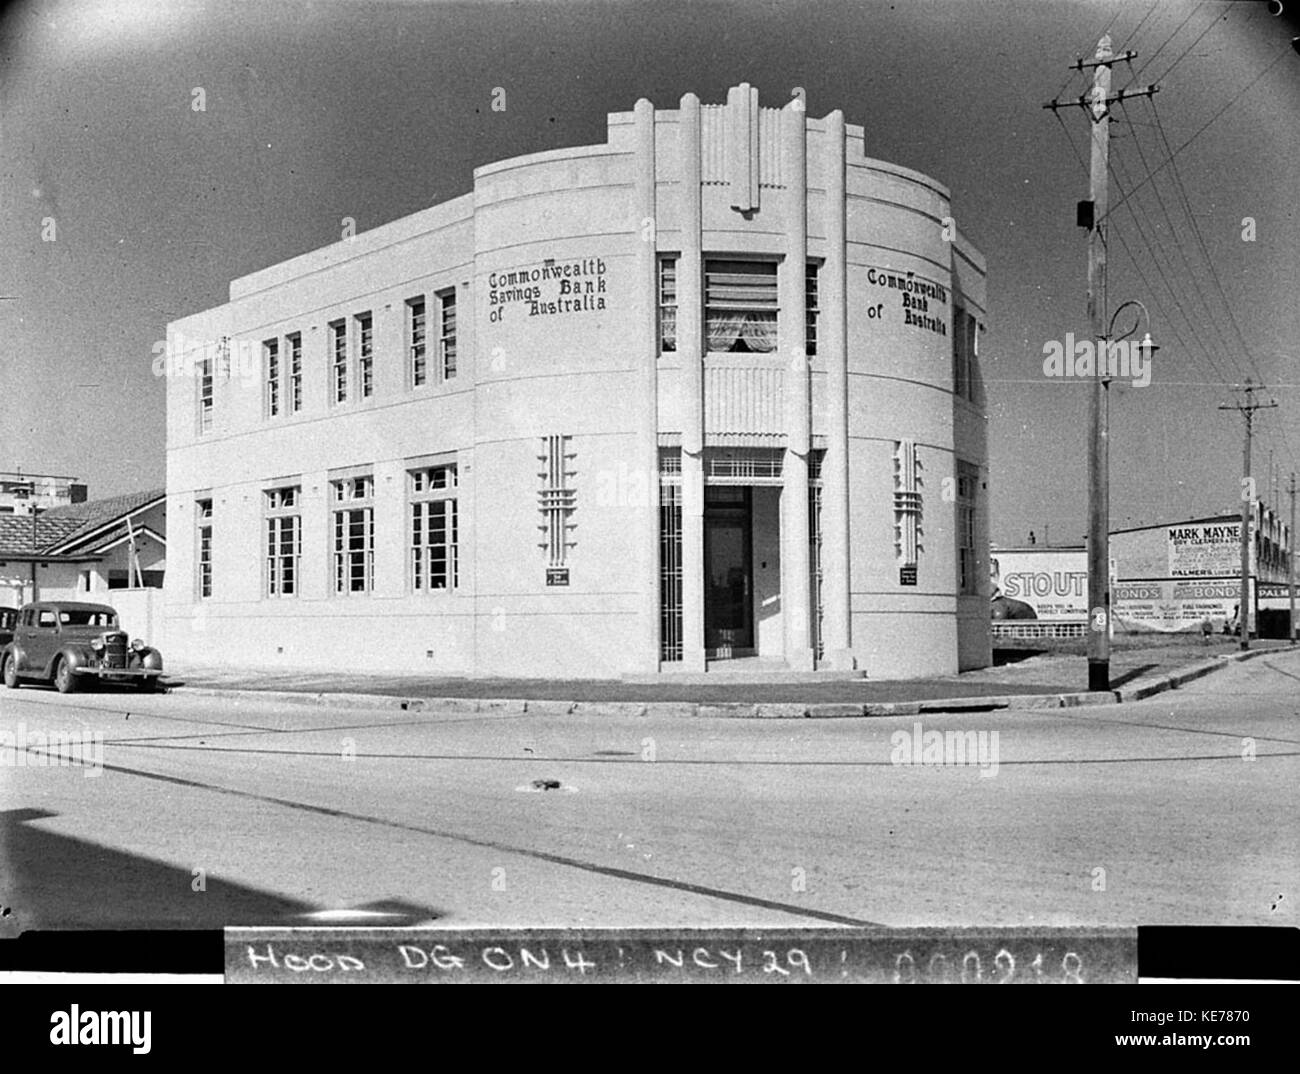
[657,256,677,353]
[704,259,778,354]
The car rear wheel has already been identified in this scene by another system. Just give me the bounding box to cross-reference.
[2,654,19,689]
[53,657,77,694]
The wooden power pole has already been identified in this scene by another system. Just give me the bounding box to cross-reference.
[1289,471,1297,643]
[1219,381,1277,650]
[1045,36,1157,690]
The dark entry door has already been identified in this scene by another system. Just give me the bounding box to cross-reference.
[704,487,753,654]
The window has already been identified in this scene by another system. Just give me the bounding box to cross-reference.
[357,312,374,398]
[957,461,980,595]
[953,308,978,401]
[196,498,213,598]
[658,256,677,353]
[408,298,427,387]
[197,353,214,433]
[704,259,778,353]
[264,338,281,417]
[330,320,348,404]
[288,333,303,413]
[332,476,373,593]
[437,289,457,380]
[410,464,458,591]
[805,261,820,357]
[265,486,301,597]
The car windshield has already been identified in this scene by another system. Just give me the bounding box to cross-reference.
[59,609,118,628]
[0,609,15,628]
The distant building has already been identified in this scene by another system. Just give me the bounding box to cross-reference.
[0,490,167,637]
[991,501,1293,638]
[0,472,87,516]
[164,83,990,678]
[1112,503,1292,635]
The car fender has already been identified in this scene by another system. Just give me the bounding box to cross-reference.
[49,646,91,678]
[0,642,20,672]
[138,647,163,673]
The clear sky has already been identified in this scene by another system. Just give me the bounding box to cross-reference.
[2,0,1297,546]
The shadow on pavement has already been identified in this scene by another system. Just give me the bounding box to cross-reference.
[0,807,313,931]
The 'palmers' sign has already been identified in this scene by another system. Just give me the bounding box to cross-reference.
[487,257,608,322]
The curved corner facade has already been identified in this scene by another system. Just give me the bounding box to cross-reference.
[163,83,990,678]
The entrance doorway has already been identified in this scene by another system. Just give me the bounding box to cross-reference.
[704,486,753,656]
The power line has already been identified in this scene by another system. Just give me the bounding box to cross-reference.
[1129,0,1213,83]
[1113,101,1244,379]
[1146,1,1230,85]
[1106,43,1291,219]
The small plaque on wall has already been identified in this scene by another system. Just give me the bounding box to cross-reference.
[899,565,918,586]
[546,568,570,587]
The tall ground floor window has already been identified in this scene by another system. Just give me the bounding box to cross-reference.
[809,450,824,661]
[332,475,374,594]
[659,481,683,662]
[410,463,458,591]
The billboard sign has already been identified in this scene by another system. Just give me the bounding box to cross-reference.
[990,549,1088,623]
[1168,522,1241,577]
[1113,578,1241,633]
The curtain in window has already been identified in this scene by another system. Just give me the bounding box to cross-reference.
[740,311,778,352]
[706,311,747,353]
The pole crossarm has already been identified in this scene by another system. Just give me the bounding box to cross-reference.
[1072,49,1138,70]
[1042,85,1159,114]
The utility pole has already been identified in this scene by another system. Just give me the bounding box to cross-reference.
[1289,471,1297,642]
[1218,381,1277,650]
[1045,37,1158,690]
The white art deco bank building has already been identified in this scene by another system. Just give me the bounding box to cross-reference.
[164,84,990,678]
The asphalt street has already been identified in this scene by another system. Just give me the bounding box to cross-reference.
[1,650,1296,932]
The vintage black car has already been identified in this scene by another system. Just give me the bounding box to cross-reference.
[1,601,164,693]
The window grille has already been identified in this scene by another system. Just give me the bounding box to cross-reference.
[658,447,682,477]
[707,449,783,483]
[659,482,682,662]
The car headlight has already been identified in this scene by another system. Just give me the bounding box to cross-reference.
[90,638,105,652]
[130,639,145,652]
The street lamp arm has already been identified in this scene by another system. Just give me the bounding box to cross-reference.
[1107,299,1152,343]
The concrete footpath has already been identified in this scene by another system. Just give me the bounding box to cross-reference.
[163,639,1300,718]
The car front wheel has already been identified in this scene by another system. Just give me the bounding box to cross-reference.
[53,657,77,694]
[2,654,19,689]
